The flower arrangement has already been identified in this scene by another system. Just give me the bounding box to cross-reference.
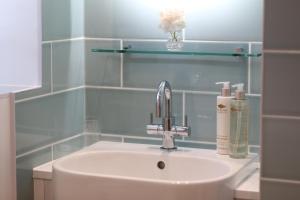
[159,9,186,50]
[159,9,186,32]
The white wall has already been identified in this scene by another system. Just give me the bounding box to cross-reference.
[0,0,41,87]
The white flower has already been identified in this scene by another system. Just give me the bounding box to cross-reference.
[159,9,186,33]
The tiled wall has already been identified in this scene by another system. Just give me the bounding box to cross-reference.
[84,0,262,149]
[15,1,86,200]
[15,0,263,200]
[261,0,300,199]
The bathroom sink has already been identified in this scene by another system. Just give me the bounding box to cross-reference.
[53,142,256,200]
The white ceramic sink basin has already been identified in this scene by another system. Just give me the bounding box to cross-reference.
[53,142,256,200]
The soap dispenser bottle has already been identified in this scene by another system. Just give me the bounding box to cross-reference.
[230,83,249,158]
[216,82,232,155]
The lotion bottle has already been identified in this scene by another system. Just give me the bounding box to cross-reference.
[230,83,249,158]
[216,82,232,155]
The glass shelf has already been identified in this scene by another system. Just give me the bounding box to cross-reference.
[91,48,262,57]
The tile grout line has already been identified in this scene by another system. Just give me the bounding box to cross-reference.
[42,37,263,45]
[85,85,261,96]
[85,37,124,41]
[247,43,252,94]
[15,85,261,104]
[51,145,54,161]
[50,42,54,93]
[85,37,262,44]
[15,86,85,103]
[182,92,186,141]
[16,133,84,159]
[42,37,85,44]
[98,132,214,144]
[264,49,300,54]
[86,132,260,149]
[263,114,300,121]
[261,177,300,185]
[97,132,259,148]
[120,40,124,87]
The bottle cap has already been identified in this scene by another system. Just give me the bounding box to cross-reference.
[216,82,231,97]
[232,83,245,100]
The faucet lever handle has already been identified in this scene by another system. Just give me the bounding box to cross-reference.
[150,113,153,124]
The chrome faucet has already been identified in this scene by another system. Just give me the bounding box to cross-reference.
[156,81,174,131]
[147,80,191,150]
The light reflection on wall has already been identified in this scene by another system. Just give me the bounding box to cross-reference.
[144,0,226,11]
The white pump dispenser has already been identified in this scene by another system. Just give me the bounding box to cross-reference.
[232,83,246,100]
[216,82,233,155]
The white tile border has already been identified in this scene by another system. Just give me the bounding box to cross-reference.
[42,37,263,45]
[182,91,186,126]
[14,85,261,104]
[15,86,85,103]
[261,177,300,185]
[247,43,252,94]
[264,49,300,55]
[50,43,54,93]
[85,85,261,97]
[263,114,300,121]
[120,40,124,87]
[42,37,85,44]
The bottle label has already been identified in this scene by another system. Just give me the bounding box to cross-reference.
[217,104,228,113]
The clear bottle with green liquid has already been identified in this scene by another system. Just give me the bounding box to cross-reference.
[230,83,249,158]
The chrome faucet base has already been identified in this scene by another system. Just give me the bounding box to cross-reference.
[160,146,177,151]
[146,80,191,150]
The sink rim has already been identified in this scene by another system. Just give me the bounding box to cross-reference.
[53,150,236,185]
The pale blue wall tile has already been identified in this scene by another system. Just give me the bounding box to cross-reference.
[16,89,85,154]
[16,44,52,100]
[42,0,84,41]
[99,135,123,142]
[251,44,262,94]
[185,94,217,142]
[249,146,260,154]
[85,40,121,86]
[52,41,84,91]
[124,137,216,150]
[86,88,183,136]
[124,138,162,146]
[185,93,260,145]
[176,141,216,150]
[123,41,248,91]
[248,96,261,145]
[185,0,263,41]
[17,147,52,200]
[53,134,99,159]
[85,0,165,39]
[85,0,262,41]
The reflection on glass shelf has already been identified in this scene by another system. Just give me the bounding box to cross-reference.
[91,47,262,57]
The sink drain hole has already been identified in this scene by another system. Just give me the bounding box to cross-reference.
[157,161,165,169]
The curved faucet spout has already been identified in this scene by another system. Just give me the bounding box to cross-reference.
[156,80,172,119]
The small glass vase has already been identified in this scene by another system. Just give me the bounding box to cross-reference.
[166,31,183,51]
